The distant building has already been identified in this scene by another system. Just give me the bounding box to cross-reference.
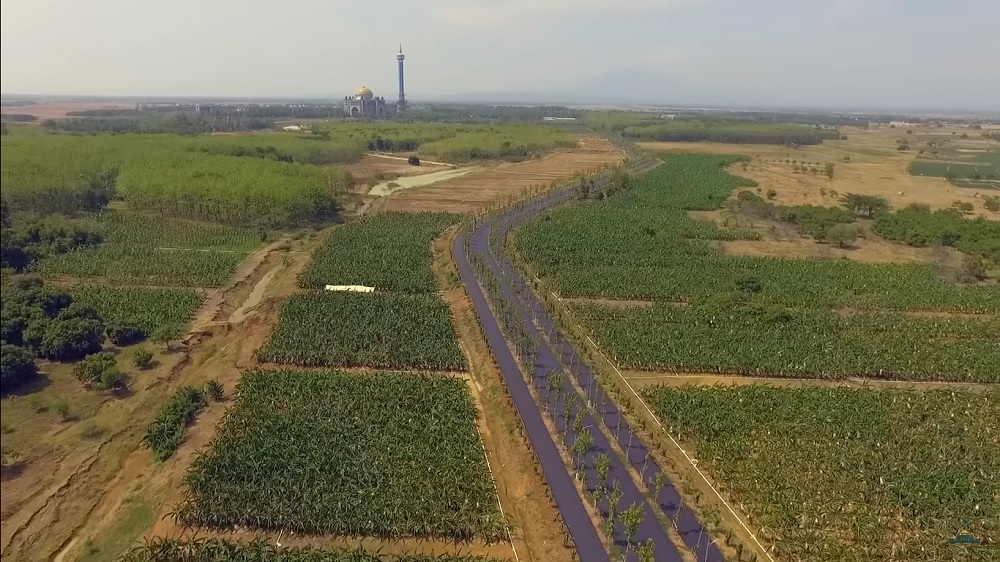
[542,116,577,121]
[344,86,388,119]
[282,125,303,131]
[343,45,407,119]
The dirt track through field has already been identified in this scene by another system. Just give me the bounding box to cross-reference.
[1,233,324,562]
[384,135,624,213]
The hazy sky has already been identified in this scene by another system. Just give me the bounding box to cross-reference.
[2,0,998,111]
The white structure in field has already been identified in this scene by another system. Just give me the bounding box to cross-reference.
[324,285,375,293]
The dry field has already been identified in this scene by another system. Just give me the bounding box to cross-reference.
[641,126,997,267]
[0,101,131,120]
[640,126,997,219]
[384,135,624,213]
[344,154,451,191]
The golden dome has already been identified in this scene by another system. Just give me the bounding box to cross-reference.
[356,86,374,98]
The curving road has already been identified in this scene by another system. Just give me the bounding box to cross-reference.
[454,157,726,562]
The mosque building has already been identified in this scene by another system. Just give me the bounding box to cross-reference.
[343,46,406,119]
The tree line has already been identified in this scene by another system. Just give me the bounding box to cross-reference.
[43,113,274,135]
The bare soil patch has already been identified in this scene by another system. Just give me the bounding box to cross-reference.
[719,236,943,264]
[564,297,656,309]
[344,154,451,191]
[621,371,998,392]
[385,135,624,213]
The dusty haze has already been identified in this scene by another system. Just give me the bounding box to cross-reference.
[1,0,998,111]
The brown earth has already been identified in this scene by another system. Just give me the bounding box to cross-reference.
[622,372,998,392]
[640,126,999,220]
[344,154,451,192]
[0,101,132,120]
[384,135,624,213]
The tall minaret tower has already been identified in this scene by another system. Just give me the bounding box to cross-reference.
[396,45,406,112]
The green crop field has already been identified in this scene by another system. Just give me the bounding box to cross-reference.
[1,128,352,227]
[312,121,578,162]
[178,370,503,540]
[516,154,1000,380]
[299,212,459,292]
[642,385,1000,561]
[124,538,506,562]
[257,292,465,371]
[69,285,202,342]
[33,211,259,287]
[909,149,1000,189]
[572,301,999,382]
[582,112,838,145]
[516,154,999,313]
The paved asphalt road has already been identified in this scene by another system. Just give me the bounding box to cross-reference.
[453,158,726,562]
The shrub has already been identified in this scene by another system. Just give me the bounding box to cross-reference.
[204,379,224,401]
[73,351,117,384]
[97,367,127,391]
[826,224,859,247]
[132,348,154,369]
[766,189,778,200]
[737,277,764,294]
[53,399,72,421]
[958,255,988,282]
[984,198,1000,212]
[407,155,420,165]
[952,200,974,214]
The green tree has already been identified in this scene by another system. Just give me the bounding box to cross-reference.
[842,193,889,218]
[826,224,858,248]
[621,502,645,550]
[572,428,593,472]
[576,177,590,200]
[39,318,104,360]
[824,162,836,179]
[984,197,1000,212]
[596,453,612,489]
[638,539,656,562]
[653,472,666,499]
[609,481,623,518]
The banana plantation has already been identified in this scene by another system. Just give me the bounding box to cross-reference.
[178,370,505,541]
[642,385,1000,561]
